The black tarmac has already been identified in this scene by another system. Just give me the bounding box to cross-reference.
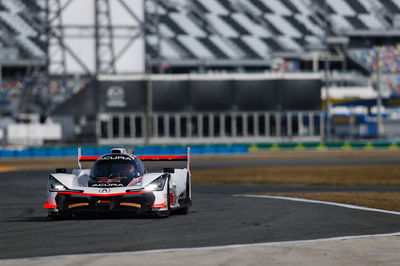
[1,157,400,259]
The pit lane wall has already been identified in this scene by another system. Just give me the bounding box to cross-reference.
[0,141,399,158]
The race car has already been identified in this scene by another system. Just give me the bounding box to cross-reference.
[43,147,192,219]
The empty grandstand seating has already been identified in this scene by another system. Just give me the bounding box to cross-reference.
[147,0,400,62]
[1,0,399,65]
[1,0,400,66]
[0,0,45,58]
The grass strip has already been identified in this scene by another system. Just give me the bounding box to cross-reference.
[261,192,400,213]
[193,165,400,185]
[2,155,400,187]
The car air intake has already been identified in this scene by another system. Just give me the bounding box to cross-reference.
[111,148,127,154]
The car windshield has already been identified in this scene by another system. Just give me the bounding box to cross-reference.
[90,160,139,178]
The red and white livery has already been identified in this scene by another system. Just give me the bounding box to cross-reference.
[44,147,192,219]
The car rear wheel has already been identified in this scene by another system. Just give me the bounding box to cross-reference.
[175,175,190,215]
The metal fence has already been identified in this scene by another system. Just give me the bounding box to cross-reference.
[97,111,323,145]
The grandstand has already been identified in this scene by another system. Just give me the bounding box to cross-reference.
[145,0,400,72]
[1,0,400,144]
[1,0,400,74]
[2,0,400,73]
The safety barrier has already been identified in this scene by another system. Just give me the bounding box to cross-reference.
[249,141,400,151]
[0,144,249,158]
[0,141,399,158]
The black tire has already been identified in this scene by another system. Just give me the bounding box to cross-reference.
[48,211,72,220]
[175,176,190,215]
[156,178,171,218]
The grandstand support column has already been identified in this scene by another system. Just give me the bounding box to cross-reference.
[324,59,331,140]
[376,54,384,138]
[349,107,355,140]
[154,0,161,73]
[323,0,331,141]
[45,0,67,77]
[95,0,116,75]
[144,0,162,73]
[312,52,319,72]
[145,66,153,144]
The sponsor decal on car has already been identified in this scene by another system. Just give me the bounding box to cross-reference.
[99,188,111,193]
[127,177,142,187]
[100,155,133,161]
[92,183,124,187]
[99,178,122,183]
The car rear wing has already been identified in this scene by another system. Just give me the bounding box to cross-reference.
[78,147,191,172]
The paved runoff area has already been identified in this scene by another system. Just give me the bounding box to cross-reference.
[2,234,400,266]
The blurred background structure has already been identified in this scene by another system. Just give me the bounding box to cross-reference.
[1,0,400,146]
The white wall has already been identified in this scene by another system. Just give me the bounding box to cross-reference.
[7,123,62,145]
[52,0,144,75]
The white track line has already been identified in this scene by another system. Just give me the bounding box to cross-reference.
[3,194,400,262]
[2,232,400,262]
[236,194,400,216]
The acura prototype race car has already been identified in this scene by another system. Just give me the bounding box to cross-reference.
[43,147,192,219]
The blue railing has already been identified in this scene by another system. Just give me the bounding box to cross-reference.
[0,144,250,158]
[1,141,398,158]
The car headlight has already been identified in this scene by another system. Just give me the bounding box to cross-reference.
[144,175,167,191]
[49,178,67,191]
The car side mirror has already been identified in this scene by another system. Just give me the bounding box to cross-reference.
[56,168,67,173]
[163,168,175,173]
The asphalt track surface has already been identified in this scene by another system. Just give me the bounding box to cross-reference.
[1,158,400,259]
